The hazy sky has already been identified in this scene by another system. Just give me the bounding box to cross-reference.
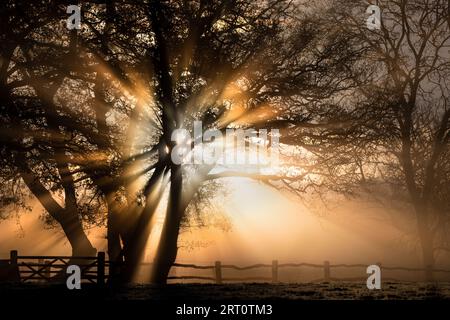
[0,178,428,270]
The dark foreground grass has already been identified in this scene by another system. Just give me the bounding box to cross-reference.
[0,281,449,300]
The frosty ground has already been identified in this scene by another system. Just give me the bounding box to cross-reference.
[1,282,449,300]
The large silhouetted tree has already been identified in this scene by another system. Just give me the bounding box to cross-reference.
[0,0,377,285]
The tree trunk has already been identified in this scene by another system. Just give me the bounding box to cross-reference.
[150,163,183,285]
[106,194,123,283]
[121,199,162,283]
[414,199,435,282]
[417,220,435,282]
[21,170,96,258]
[113,162,167,283]
[60,213,97,257]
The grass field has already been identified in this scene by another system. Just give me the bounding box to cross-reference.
[1,282,449,300]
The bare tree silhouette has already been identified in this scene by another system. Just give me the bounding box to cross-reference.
[282,0,450,280]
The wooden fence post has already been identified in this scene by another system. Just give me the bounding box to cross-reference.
[324,261,330,282]
[38,259,44,282]
[10,250,18,266]
[97,252,105,286]
[215,261,222,284]
[272,260,278,283]
[45,260,51,280]
[9,250,19,282]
